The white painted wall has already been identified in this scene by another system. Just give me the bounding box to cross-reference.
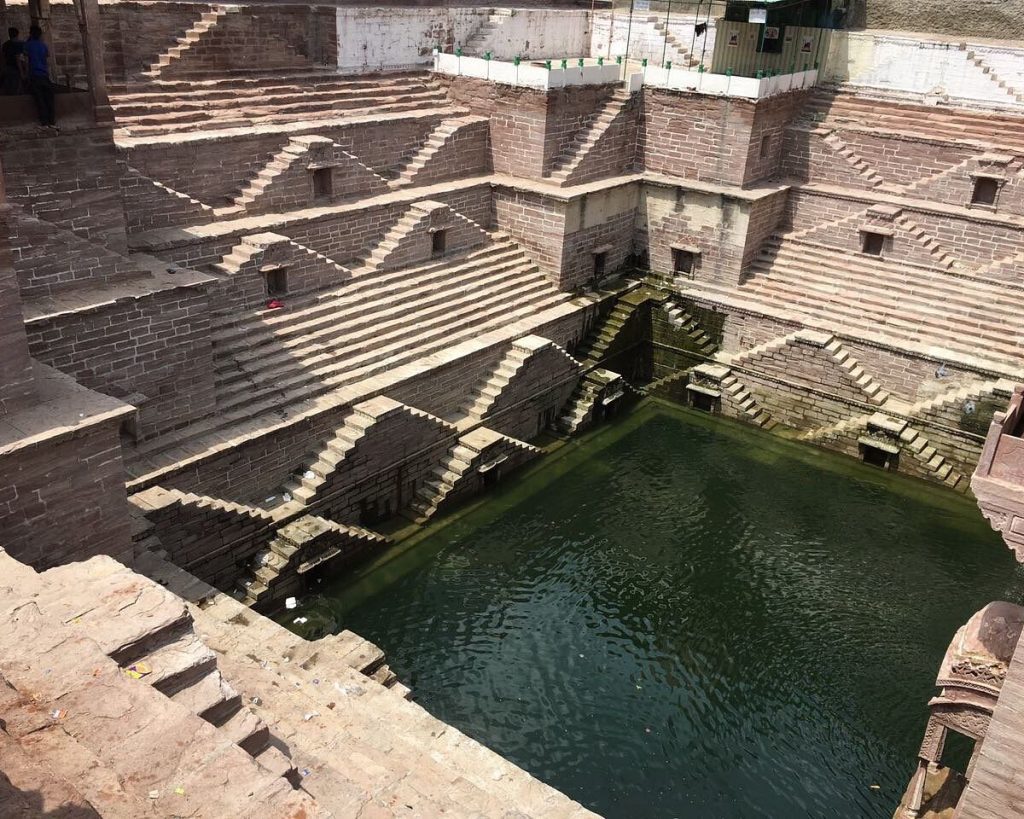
[825,32,1024,110]
[590,12,717,68]
[337,8,591,74]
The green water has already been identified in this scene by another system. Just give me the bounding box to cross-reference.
[305,402,1024,818]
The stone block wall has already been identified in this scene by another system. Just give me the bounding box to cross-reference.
[1,128,129,253]
[492,188,566,280]
[121,168,217,234]
[561,200,636,290]
[122,116,445,213]
[25,283,216,439]
[130,488,276,588]
[474,339,582,441]
[639,89,754,186]
[9,211,145,300]
[0,413,132,570]
[444,75,549,179]
[559,92,641,187]
[784,188,1024,275]
[639,183,749,286]
[211,233,350,311]
[0,209,35,416]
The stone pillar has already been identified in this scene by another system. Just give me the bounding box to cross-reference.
[73,0,112,122]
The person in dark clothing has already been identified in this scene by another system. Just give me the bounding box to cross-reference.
[2,28,23,94]
[22,25,54,126]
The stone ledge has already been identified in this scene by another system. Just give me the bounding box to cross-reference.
[0,363,133,454]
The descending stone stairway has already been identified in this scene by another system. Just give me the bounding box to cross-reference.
[389,115,486,187]
[720,372,776,429]
[453,343,534,426]
[647,15,700,67]
[278,407,382,506]
[556,296,644,433]
[547,88,632,183]
[111,72,452,137]
[209,237,565,418]
[804,88,1024,152]
[558,369,622,434]
[214,136,312,215]
[134,552,596,818]
[822,130,886,188]
[236,515,389,609]
[664,301,719,358]
[406,427,541,521]
[143,4,240,78]
[719,235,1024,367]
[462,8,514,56]
[965,50,1024,105]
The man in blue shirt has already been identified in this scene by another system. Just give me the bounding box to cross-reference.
[22,25,55,127]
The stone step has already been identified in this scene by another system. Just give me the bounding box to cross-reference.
[212,242,524,348]
[216,259,546,389]
[214,273,558,413]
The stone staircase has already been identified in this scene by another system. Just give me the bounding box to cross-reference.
[804,88,1024,152]
[215,136,310,216]
[966,50,1024,105]
[207,237,565,419]
[236,515,389,609]
[574,297,644,366]
[547,88,632,184]
[143,5,240,78]
[111,72,451,137]
[134,551,597,818]
[390,115,486,188]
[406,427,541,521]
[453,343,534,425]
[720,373,776,429]
[278,408,380,506]
[822,130,886,187]
[894,214,960,270]
[725,235,1024,367]
[647,15,700,67]
[558,368,622,434]
[663,301,718,358]
[462,8,515,56]
[0,552,306,792]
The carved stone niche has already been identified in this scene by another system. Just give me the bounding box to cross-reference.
[899,601,1024,818]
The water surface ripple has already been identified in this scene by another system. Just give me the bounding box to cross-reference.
[321,406,1024,818]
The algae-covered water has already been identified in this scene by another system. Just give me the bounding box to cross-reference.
[309,401,1024,818]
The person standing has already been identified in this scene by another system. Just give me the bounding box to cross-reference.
[22,26,55,127]
[2,28,23,95]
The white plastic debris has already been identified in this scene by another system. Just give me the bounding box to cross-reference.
[264,496,277,504]
[285,597,298,609]
[293,616,308,624]
[303,470,315,481]
[148,790,160,800]
[302,711,320,721]
[282,492,292,502]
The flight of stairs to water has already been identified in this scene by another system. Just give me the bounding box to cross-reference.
[111,72,452,137]
[131,239,567,461]
[720,236,1024,366]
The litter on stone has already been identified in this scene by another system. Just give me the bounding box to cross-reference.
[293,616,308,624]
[285,597,298,609]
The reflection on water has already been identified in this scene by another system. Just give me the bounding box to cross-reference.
[313,403,1024,818]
